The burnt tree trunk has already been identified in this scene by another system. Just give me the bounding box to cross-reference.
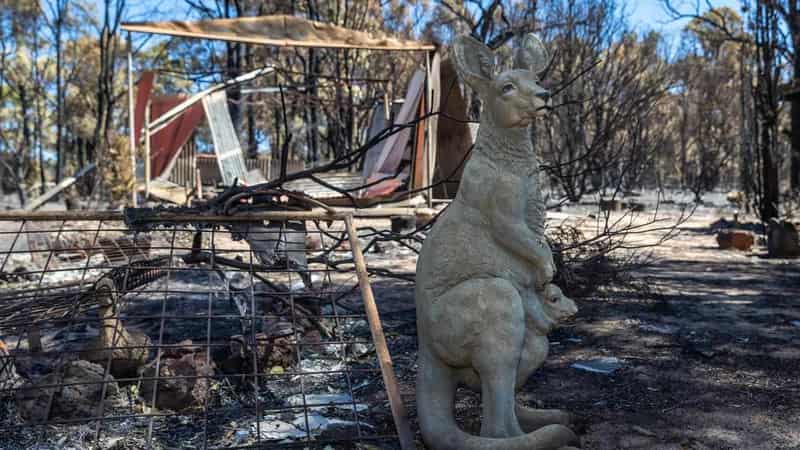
[224,0,242,135]
[792,54,800,191]
[306,47,320,163]
[789,2,800,191]
[244,44,257,158]
[755,2,781,221]
[305,2,320,163]
[761,125,780,220]
[54,0,66,183]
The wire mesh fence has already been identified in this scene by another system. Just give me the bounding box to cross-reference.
[0,211,412,449]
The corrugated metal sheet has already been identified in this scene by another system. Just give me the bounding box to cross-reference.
[203,90,248,186]
[284,172,366,200]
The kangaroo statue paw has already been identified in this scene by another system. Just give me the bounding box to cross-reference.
[516,404,573,432]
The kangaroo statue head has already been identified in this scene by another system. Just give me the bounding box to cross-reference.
[452,34,551,129]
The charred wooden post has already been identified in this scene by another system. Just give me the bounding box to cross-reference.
[83,278,150,379]
[345,215,415,450]
[27,327,42,354]
[96,278,118,350]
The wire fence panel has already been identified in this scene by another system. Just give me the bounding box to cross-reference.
[0,212,411,449]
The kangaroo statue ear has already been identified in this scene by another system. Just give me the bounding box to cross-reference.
[452,35,495,95]
[514,33,551,77]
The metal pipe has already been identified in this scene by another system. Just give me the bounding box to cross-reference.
[147,66,275,137]
[127,32,137,207]
[144,100,151,198]
[195,166,203,200]
[425,51,433,208]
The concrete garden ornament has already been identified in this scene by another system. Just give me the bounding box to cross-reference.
[415,34,580,450]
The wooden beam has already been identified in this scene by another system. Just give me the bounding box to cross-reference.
[0,208,120,222]
[120,24,436,50]
[344,215,415,450]
[144,179,189,205]
[425,52,433,208]
[120,17,436,52]
[0,206,438,222]
[24,164,97,212]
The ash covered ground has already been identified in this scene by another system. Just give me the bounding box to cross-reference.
[0,190,799,449]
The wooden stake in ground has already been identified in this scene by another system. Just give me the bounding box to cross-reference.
[345,215,415,450]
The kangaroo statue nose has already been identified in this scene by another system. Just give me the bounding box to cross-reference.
[535,91,550,101]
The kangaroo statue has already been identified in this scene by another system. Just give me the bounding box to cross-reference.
[415,34,580,450]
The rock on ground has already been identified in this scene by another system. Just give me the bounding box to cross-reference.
[15,360,119,422]
[138,350,215,411]
[768,219,800,258]
[213,332,296,378]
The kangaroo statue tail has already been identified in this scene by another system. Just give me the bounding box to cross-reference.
[416,346,579,450]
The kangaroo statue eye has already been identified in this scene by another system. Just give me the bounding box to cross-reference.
[501,83,515,94]
[549,296,559,304]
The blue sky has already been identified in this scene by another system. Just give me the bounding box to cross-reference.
[113,0,745,61]
[629,0,743,33]
[118,1,743,35]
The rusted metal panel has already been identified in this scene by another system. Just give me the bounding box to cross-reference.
[150,96,204,179]
[133,71,155,144]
